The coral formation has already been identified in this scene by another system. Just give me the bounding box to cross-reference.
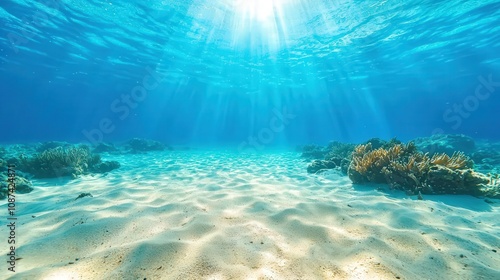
[303,135,500,197]
[471,143,500,164]
[90,161,121,173]
[36,141,71,153]
[480,173,500,198]
[348,142,416,184]
[414,134,475,155]
[305,142,355,174]
[365,137,402,150]
[300,145,327,159]
[92,142,118,153]
[425,166,488,195]
[0,173,33,200]
[127,138,170,153]
[18,145,119,179]
[429,152,473,169]
[348,141,495,196]
[324,141,356,161]
[307,159,338,174]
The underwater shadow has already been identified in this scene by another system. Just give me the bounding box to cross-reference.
[351,183,408,199]
[420,195,497,212]
[351,183,497,212]
[33,176,78,187]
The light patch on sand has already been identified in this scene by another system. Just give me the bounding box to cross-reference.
[1,150,499,279]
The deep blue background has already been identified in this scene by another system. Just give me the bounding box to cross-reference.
[1,0,499,147]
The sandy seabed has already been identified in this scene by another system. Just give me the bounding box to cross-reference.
[1,150,499,280]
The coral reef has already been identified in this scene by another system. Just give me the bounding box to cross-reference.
[0,173,33,200]
[18,145,119,179]
[303,135,500,198]
[324,141,356,161]
[300,145,327,159]
[425,166,488,195]
[471,142,500,165]
[413,134,475,155]
[480,173,500,198]
[364,137,402,150]
[348,142,417,184]
[348,141,496,196]
[304,139,407,175]
[92,142,118,153]
[307,159,338,174]
[304,142,355,174]
[127,138,170,153]
[90,161,121,173]
[429,152,473,169]
[36,141,71,153]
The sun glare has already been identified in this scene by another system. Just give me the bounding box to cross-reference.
[233,0,280,22]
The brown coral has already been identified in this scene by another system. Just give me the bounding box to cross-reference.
[349,143,415,184]
[430,151,473,169]
[426,166,488,195]
[348,141,493,196]
[18,145,114,179]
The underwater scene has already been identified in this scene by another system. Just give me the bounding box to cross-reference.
[1,0,500,279]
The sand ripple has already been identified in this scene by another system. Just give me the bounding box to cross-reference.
[1,150,499,279]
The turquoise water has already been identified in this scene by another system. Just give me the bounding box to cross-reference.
[1,1,500,279]
[1,0,499,145]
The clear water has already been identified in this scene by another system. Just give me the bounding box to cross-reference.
[1,1,500,279]
[1,0,499,145]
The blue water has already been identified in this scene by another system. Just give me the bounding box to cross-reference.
[1,0,500,146]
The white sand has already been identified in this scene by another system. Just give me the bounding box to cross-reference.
[1,150,499,279]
